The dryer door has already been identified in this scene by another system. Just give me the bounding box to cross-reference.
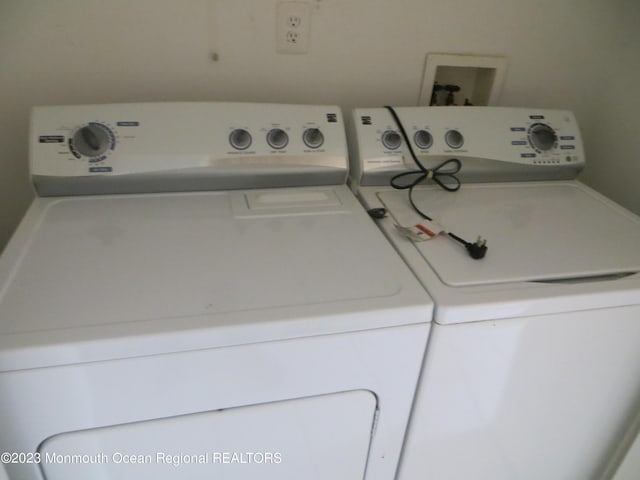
[39,390,377,480]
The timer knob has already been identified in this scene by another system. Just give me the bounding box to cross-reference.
[71,123,112,158]
[529,123,557,151]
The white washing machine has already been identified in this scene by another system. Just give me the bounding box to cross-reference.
[0,102,434,480]
[606,409,640,480]
[348,106,640,480]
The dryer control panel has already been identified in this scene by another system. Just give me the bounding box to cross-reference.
[348,107,585,187]
[31,103,347,196]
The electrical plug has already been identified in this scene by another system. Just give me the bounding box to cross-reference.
[367,208,387,219]
[466,236,488,259]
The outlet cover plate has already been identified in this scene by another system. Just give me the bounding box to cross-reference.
[276,1,311,54]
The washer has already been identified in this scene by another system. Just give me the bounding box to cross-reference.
[0,102,433,480]
[348,106,640,480]
[606,409,640,480]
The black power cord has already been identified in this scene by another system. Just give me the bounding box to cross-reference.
[384,105,487,260]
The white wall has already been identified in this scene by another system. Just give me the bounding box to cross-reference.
[1,0,639,251]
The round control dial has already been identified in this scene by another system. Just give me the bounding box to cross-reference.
[445,129,464,149]
[381,130,402,150]
[71,123,113,158]
[266,128,289,150]
[303,128,324,149]
[528,123,557,152]
[229,129,252,150]
[414,130,433,150]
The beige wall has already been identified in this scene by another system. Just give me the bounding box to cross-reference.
[1,0,639,251]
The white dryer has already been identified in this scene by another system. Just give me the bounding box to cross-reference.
[0,102,433,480]
[348,106,640,480]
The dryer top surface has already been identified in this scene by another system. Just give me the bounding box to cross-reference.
[0,185,432,370]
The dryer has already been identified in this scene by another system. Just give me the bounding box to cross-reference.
[0,102,433,480]
[348,106,640,480]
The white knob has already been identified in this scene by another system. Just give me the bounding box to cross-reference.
[381,130,402,150]
[266,128,289,149]
[229,129,252,150]
[71,123,112,158]
[445,129,464,149]
[303,128,324,149]
[414,130,433,150]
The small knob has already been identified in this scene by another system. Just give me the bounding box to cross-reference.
[414,130,433,150]
[381,130,402,150]
[266,128,289,150]
[445,129,464,149]
[303,128,324,149]
[71,123,112,158]
[529,123,557,151]
[229,129,252,150]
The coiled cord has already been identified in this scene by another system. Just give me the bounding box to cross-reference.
[384,105,487,259]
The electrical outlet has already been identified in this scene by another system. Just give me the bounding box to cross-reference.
[286,30,300,44]
[288,15,301,28]
[276,2,310,54]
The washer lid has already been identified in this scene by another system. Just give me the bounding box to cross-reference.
[378,182,640,287]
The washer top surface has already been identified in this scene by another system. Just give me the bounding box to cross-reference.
[377,181,640,287]
[0,185,432,371]
[350,107,640,324]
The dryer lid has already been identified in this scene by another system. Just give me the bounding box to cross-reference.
[378,182,640,287]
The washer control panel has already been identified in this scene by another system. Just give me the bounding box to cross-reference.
[348,107,585,186]
[31,102,346,195]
